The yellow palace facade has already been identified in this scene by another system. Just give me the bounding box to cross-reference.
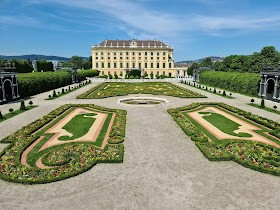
[91,39,180,78]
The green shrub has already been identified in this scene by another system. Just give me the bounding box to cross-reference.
[200,71,260,96]
[223,90,226,96]
[0,111,3,119]
[29,101,33,106]
[129,75,134,79]
[261,99,265,108]
[18,71,72,98]
[20,101,26,111]
[9,108,13,113]
[77,70,99,81]
[53,90,57,97]
[251,99,255,103]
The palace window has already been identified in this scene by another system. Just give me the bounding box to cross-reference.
[108,57,110,60]
[139,57,141,60]
[114,52,116,56]
[101,57,104,60]
[101,52,104,55]
[163,52,166,56]
[132,63,135,68]
[169,63,172,68]
[102,62,104,68]
[163,63,166,68]
[120,63,123,68]
[114,63,117,68]
[145,63,148,68]
[108,52,110,55]
[102,71,104,75]
[157,52,160,56]
[145,52,148,56]
[126,63,129,68]
[163,57,166,60]
[151,63,154,68]
[138,52,141,56]
[126,52,129,56]
[145,57,147,60]
[120,57,123,60]
[139,63,141,69]
[120,52,123,56]
[126,57,129,60]
[95,57,98,60]
[96,62,99,68]
[108,62,111,68]
[157,63,160,68]
[163,71,165,76]
[157,57,159,60]
[151,57,153,60]
[114,57,117,60]
[151,52,154,56]
[132,52,135,56]
[95,52,98,56]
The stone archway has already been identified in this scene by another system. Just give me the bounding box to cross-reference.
[3,79,13,101]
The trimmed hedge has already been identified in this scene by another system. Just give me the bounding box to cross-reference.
[18,70,99,98]
[200,71,260,96]
[0,104,126,184]
[168,103,280,176]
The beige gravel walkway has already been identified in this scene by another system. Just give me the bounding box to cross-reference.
[0,81,280,209]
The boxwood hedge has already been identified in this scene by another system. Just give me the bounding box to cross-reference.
[199,71,260,96]
[18,70,99,98]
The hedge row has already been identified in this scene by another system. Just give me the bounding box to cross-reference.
[0,104,126,184]
[168,102,280,176]
[18,70,99,98]
[199,71,260,96]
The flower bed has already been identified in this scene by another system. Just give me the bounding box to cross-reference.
[168,102,280,176]
[77,82,205,99]
[0,104,126,184]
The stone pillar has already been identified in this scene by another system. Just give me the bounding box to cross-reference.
[11,76,16,99]
[15,75,20,97]
[258,75,264,96]
[273,76,279,99]
[1,76,5,102]
[262,75,268,97]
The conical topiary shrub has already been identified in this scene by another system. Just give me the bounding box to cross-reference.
[0,111,3,119]
[53,90,57,97]
[20,101,27,111]
[261,99,265,108]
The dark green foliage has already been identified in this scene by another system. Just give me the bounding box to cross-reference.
[213,88,216,93]
[213,46,280,73]
[77,70,99,81]
[29,101,33,106]
[200,71,260,96]
[62,88,65,94]
[14,59,33,73]
[251,99,255,103]
[223,90,226,96]
[261,99,265,108]
[9,108,13,113]
[0,111,3,119]
[36,60,54,72]
[274,105,277,110]
[20,101,26,111]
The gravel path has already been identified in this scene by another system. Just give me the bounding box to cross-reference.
[0,81,280,209]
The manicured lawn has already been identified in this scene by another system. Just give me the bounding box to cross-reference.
[248,103,280,116]
[168,103,280,176]
[77,82,205,99]
[59,113,97,140]
[0,105,38,123]
[199,112,252,137]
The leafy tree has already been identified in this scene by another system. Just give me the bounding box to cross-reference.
[70,56,83,69]
[201,57,212,67]
[187,62,199,75]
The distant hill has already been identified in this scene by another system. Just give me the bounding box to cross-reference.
[177,56,224,64]
[0,54,88,61]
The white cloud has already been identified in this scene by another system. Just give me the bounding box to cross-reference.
[0,15,40,26]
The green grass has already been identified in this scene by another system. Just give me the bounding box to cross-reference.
[94,113,113,147]
[199,112,252,138]
[248,103,280,116]
[0,105,38,123]
[77,82,205,99]
[58,113,97,141]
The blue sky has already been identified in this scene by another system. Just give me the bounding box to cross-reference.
[1,0,280,61]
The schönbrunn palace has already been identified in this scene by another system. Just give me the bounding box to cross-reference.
[91,39,189,78]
